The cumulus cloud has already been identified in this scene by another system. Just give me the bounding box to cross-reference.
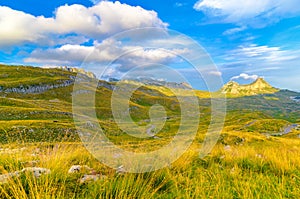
[0,1,167,47]
[25,38,188,71]
[193,0,300,27]
[0,1,205,79]
[231,73,258,81]
[0,6,53,46]
[55,2,167,37]
[25,45,95,64]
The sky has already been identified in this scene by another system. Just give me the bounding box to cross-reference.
[0,0,300,91]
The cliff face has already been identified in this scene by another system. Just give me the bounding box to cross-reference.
[221,78,279,96]
[0,65,98,94]
[0,79,75,94]
[221,81,240,95]
[60,66,96,79]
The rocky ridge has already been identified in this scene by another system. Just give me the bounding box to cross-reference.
[0,66,96,94]
[0,79,75,94]
[221,78,279,96]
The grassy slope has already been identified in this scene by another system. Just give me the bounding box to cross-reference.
[0,65,75,89]
[1,65,300,198]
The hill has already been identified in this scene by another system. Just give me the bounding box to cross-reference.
[220,77,279,97]
[1,64,300,198]
[0,64,299,143]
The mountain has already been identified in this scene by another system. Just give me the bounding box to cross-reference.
[0,65,288,99]
[1,65,300,198]
[109,77,193,90]
[0,64,299,144]
[59,66,96,79]
[220,78,279,97]
[42,66,96,79]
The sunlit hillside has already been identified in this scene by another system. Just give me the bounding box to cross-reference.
[0,65,300,198]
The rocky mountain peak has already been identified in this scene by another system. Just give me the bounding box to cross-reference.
[221,78,278,96]
[250,77,273,89]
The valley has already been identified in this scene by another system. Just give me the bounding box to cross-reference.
[0,65,300,198]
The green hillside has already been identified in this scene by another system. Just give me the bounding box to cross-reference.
[1,65,300,198]
[0,64,75,89]
[1,65,299,144]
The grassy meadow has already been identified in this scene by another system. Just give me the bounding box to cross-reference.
[1,65,300,198]
[1,135,300,198]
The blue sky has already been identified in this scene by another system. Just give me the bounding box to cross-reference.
[0,0,299,91]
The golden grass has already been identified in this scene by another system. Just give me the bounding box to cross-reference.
[1,130,300,198]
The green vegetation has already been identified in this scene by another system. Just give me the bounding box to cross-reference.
[1,137,300,198]
[0,64,75,89]
[1,65,300,198]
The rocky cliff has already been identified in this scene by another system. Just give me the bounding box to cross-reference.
[0,79,75,94]
[60,66,96,79]
[221,78,279,96]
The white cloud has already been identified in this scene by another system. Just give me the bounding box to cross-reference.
[208,71,222,76]
[231,73,258,81]
[55,2,167,37]
[174,2,184,7]
[230,44,298,62]
[25,38,188,71]
[193,0,300,27]
[0,6,52,46]
[223,26,246,35]
[219,43,300,91]
[0,1,167,47]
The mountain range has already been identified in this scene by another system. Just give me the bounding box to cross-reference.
[0,65,281,98]
[0,64,299,144]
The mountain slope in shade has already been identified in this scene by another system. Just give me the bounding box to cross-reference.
[221,78,279,97]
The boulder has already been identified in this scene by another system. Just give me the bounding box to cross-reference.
[21,167,51,178]
[68,165,92,173]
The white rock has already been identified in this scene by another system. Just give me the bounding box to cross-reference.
[68,165,92,173]
[22,167,51,178]
[224,145,231,151]
[0,171,20,184]
[116,165,126,174]
[79,174,100,184]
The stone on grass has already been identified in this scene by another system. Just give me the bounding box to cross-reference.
[0,171,20,184]
[224,145,231,151]
[116,165,126,174]
[22,167,51,178]
[0,167,50,184]
[79,174,107,184]
[68,165,92,173]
